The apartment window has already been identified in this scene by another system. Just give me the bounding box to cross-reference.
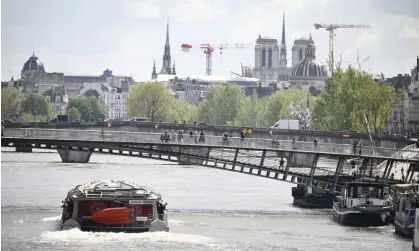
[393,111,398,121]
[268,49,272,68]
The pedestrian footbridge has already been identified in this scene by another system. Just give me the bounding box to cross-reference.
[2,128,419,192]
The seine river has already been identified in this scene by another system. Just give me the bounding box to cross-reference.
[1,148,412,251]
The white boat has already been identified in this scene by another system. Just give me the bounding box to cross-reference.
[333,182,392,226]
[413,203,419,251]
[61,180,169,232]
[392,184,419,237]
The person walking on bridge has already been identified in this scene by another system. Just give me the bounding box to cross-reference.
[240,131,245,146]
[313,139,318,150]
[279,158,285,170]
[352,141,358,156]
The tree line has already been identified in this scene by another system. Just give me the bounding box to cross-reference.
[1,90,105,122]
[127,67,402,133]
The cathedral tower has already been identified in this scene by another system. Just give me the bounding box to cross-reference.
[279,13,287,66]
[159,20,172,75]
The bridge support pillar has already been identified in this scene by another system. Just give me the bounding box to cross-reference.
[57,147,93,163]
[15,144,33,153]
[177,146,210,165]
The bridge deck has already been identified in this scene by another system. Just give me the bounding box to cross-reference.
[3,128,418,191]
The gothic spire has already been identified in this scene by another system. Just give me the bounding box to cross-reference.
[279,12,287,66]
[159,18,172,74]
[172,61,176,75]
[281,13,286,48]
[152,60,157,79]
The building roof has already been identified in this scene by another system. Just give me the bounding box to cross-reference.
[22,53,45,74]
[152,74,260,83]
[292,60,327,77]
[291,39,327,78]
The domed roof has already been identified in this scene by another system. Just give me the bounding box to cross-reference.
[291,59,327,77]
[291,38,327,77]
[21,53,45,74]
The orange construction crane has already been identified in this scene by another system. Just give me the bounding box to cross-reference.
[314,23,371,74]
[181,43,270,76]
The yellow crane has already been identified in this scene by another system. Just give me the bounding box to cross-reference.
[314,23,371,74]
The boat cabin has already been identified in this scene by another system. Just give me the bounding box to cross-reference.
[337,182,388,208]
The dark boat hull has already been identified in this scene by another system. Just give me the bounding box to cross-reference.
[333,204,389,226]
[293,196,333,209]
[395,222,414,237]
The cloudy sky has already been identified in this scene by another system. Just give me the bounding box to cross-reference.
[1,0,418,81]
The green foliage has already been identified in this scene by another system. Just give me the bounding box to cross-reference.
[166,99,198,123]
[21,113,35,122]
[1,87,19,119]
[311,66,401,132]
[262,89,308,127]
[67,107,81,121]
[20,94,50,121]
[236,89,266,127]
[127,82,172,121]
[351,83,403,133]
[67,96,105,121]
[197,83,244,125]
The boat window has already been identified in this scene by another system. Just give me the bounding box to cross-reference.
[349,187,354,198]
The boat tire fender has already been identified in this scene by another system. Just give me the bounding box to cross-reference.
[61,219,81,231]
[150,220,169,232]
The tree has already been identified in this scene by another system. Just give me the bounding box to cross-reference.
[236,89,266,127]
[67,96,105,121]
[1,87,19,120]
[20,94,50,121]
[67,107,81,121]
[127,82,172,121]
[351,83,403,133]
[197,83,244,125]
[166,99,198,123]
[262,89,308,127]
[311,66,402,132]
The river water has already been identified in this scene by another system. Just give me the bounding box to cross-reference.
[1,148,412,251]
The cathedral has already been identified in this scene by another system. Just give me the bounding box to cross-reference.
[249,14,328,94]
[251,14,291,82]
[151,22,176,80]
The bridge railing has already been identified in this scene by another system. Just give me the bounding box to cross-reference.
[3,128,419,159]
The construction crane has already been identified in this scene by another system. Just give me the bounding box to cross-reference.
[314,23,371,74]
[181,43,261,76]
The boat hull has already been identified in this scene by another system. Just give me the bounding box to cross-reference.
[293,196,333,209]
[395,222,414,237]
[332,204,388,226]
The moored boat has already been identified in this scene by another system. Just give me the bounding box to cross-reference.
[333,182,392,226]
[61,180,169,232]
[292,184,336,209]
[391,184,419,237]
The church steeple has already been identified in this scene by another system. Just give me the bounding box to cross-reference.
[279,12,287,66]
[151,61,157,79]
[159,19,172,75]
[172,61,176,75]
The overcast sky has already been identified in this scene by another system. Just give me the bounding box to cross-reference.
[1,0,418,81]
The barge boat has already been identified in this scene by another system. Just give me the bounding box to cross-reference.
[292,184,336,209]
[61,180,169,232]
[333,182,392,226]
